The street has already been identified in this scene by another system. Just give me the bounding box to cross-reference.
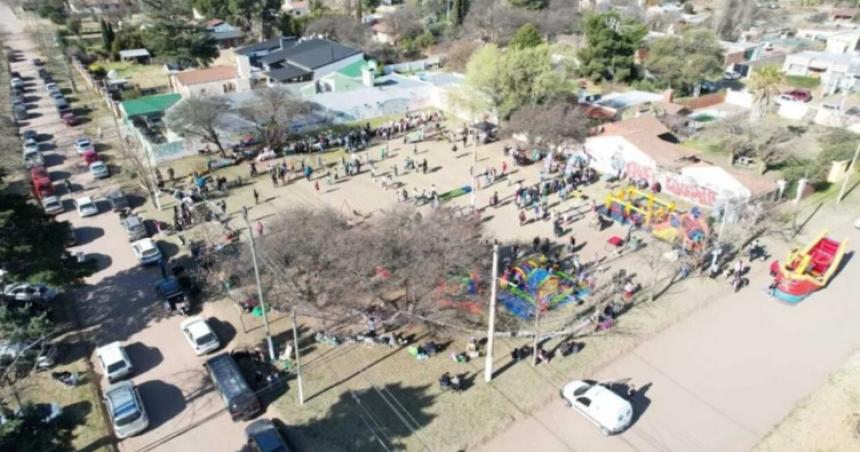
[1,5,250,451]
[480,207,860,452]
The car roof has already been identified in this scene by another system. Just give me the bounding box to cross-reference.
[77,196,94,204]
[105,381,138,415]
[182,318,211,337]
[90,161,105,167]
[96,342,126,364]
[133,238,155,249]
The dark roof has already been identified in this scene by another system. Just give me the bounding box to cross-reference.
[259,38,361,70]
[212,30,243,41]
[236,36,298,56]
[267,64,310,82]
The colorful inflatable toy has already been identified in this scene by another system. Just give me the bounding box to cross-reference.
[769,230,848,304]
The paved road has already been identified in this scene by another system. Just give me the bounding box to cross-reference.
[481,209,860,452]
[1,6,250,451]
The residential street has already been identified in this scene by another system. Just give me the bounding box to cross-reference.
[1,5,248,451]
[480,206,860,452]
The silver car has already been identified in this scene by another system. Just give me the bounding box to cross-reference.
[104,381,149,438]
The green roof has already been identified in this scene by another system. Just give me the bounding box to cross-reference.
[337,59,369,79]
[120,93,181,118]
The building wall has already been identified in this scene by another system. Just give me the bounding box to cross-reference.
[237,55,252,79]
[783,56,812,76]
[826,34,860,54]
[176,79,240,99]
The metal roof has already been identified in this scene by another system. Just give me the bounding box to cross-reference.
[236,36,298,56]
[120,93,181,118]
[267,64,310,82]
[119,48,150,59]
[259,39,361,70]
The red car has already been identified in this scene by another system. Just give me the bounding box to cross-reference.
[62,112,78,126]
[784,89,812,103]
[81,149,100,164]
[30,166,54,198]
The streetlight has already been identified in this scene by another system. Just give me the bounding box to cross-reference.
[241,206,276,361]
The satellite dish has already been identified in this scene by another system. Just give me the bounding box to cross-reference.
[107,69,119,80]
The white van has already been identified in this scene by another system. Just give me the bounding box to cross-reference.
[561,379,634,435]
[95,342,132,382]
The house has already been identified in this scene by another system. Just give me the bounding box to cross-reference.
[236,37,364,87]
[825,29,860,55]
[584,114,776,207]
[171,66,247,98]
[281,0,310,16]
[831,8,860,23]
[119,94,186,164]
[371,21,398,45]
[593,90,665,119]
[205,19,243,49]
[67,0,138,14]
[783,51,860,93]
[718,40,760,67]
[119,49,151,64]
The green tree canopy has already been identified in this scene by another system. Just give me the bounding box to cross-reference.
[139,21,219,67]
[509,22,543,49]
[0,403,75,452]
[577,11,646,83]
[0,193,95,286]
[644,28,724,96]
[457,44,564,118]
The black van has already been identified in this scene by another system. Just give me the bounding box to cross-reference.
[205,353,261,421]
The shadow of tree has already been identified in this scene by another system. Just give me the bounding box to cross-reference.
[283,383,436,452]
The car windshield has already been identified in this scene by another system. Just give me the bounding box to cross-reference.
[195,333,216,347]
[106,361,127,373]
[115,408,141,426]
[142,248,159,258]
[573,384,592,397]
[80,202,94,210]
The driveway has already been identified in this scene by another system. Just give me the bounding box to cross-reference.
[1,6,250,451]
[481,208,860,452]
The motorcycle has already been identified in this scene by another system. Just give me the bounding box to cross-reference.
[748,244,769,262]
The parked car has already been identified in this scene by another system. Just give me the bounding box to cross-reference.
[723,70,741,81]
[30,166,53,198]
[775,94,797,105]
[108,191,129,212]
[104,381,149,438]
[81,149,99,165]
[89,161,110,179]
[23,148,44,168]
[245,419,290,452]
[95,342,133,382]
[49,91,64,100]
[23,140,39,155]
[75,196,99,217]
[560,379,633,436]
[3,282,58,303]
[41,195,64,215]
[205,353,262,421]
[62,112,78,126]
[44,82,59,92]
[37,68,49,79]
[180,317,220,355]
[0,341,57,370]
[9,77,23,89]
[0,402,62,425]
[74,137,94,154]
[120,214,148,241]
[156,277,190,313]
[54,97,70,112]
[131,238,161,265]
[784,89,812,103]
[32,58,43,66]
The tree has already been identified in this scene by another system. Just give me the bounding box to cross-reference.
[387,6,423,41]
[710,116,795,174]
[456,44,564,118]
[442,39,478,72]
[463,0,531,44]
[139,21,219,67]
[509,0,547,9]
[577,11,647,83]
[509,22,544,49]
[99,18,112,52]
[166,97,230,156]
[239,87,316,152]
[305,15,370,48]
[452,0,467,25]
[66,19,81,37]
[0,193,95,286]
[0,402,75,451]
[748,64,783,122]
[506,98,590,151]
[644,29,724,96]
[715,0,756,40]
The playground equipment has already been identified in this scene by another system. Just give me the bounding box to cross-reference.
[769,230,848,304]
[600,186,676,227]
[498,259,590,319]
[650,208,710,251]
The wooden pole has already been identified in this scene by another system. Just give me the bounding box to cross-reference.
[837,142,860,203]
[484,244,499,382]
[291,310,305,405]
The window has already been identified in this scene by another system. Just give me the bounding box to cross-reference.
[576,397,592,407]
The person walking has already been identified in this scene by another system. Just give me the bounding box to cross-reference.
[255,220,264,237]
[422,158,428,174]
[314,180,320,192]
[64,177,73,194]
[253,189,260,205]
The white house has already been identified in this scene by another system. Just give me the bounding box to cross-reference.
[235,37,364,87]
[171,66,248,99]
[281,0,309,16]
[825,29,860,54]
[783,51,860,93]
[584,114,775,207]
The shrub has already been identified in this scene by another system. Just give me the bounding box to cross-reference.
[786,75,820,89]
[88,64,107,79]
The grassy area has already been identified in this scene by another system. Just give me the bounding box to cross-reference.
[99,60,170,91]
[786,75,821,89]
[683,137,722,154]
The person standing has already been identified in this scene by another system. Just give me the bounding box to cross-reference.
[253,189,260,205]
[314,180,320,192]
[255,221,264,236]
[64,177,73,194]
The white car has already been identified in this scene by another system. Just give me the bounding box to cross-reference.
[10,77,23,89]
[104,381,149,438]
[23,138,39,152]
[180,317,220,355]
[41,195,64,215]
[89,161,110,179]
[3,282,58,303]
[23,148,44,168]
[75,196,98,217]
[74,137,94,154]
[95,342,133,382]
[561,380,634,436]
[131,238,162,265]
[723,70,741,81]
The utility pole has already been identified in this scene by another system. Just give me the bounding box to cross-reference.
[531,302,541,367]
[837,142,860,203]
[470,129,478,210]
[242,206,276,361]
[484,243,499,382]
[291,310,305,405]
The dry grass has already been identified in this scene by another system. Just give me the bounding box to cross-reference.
[100,61,170,91]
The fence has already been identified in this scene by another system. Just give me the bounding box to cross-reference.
[675,92,726,110]
[382,57,441,75]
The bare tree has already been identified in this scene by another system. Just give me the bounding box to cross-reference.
[714,0,757,40]
[505,98,590,151]
[166,96,229,157]
[463,0,533,44]
[441,40,479,72]
[305,14,370,48]
[386,6,424,41]
[239,87,316,152]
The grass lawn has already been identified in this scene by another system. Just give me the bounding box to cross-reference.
[100,60,170,91]
[682,137,722,154]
